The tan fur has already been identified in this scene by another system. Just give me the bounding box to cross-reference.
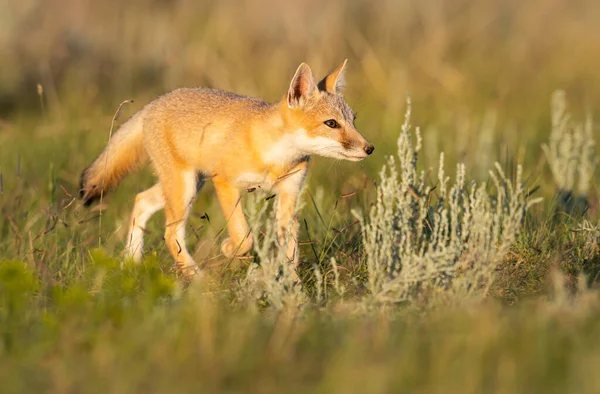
[80,60,374,278]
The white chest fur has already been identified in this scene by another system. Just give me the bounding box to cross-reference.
[234,171,274,190]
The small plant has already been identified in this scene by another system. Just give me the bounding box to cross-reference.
[542,90,597,215]
[576,220,600,262]
[571,219,600,286]
[354,98,541,305]
[238,196,305,311]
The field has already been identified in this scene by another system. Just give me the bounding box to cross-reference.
[2,0,600,392]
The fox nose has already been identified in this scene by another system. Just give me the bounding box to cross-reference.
[364,144,375,155]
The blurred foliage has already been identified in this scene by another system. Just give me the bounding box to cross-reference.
[2,0,600,119]
[1,258,600,393]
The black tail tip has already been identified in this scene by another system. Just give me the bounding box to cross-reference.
[81,194,98,207]
[80,187,101,207]
[79,169,99,207]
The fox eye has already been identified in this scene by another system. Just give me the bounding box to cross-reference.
[324,119,340,128]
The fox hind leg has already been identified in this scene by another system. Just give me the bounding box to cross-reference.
[126,183,165,262]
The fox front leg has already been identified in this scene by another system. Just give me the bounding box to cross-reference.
[275,161,309,263]
[214,178,253,258]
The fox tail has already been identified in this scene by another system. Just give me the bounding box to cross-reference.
[80,107,149,206]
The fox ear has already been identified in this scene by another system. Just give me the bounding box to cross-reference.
[287,63,317,108]
[318,59,348,94]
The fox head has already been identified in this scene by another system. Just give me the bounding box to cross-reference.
[281,60,374,162]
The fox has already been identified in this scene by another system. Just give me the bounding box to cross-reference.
[80,60,374,278]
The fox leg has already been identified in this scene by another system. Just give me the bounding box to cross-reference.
[214,178,253,258]
[276,161,308,263]
[125,184,165,262]
[160,169,199,274]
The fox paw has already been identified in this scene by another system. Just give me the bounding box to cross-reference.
[175,261,202,280]
[221,237,253,258]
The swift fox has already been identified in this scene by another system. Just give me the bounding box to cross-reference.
[80,60,374,276]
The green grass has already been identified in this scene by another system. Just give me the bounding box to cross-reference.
[3,0,600,392]
[2,256,600,393]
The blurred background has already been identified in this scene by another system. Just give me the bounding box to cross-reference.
[3,0,600,160]
[2,0,600,204]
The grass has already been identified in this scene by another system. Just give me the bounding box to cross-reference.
[2,0,600,392]
[3,258,600,394]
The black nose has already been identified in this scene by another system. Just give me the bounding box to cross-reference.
[364,144,374,155]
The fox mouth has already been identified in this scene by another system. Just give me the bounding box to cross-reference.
[340,152,367,162]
